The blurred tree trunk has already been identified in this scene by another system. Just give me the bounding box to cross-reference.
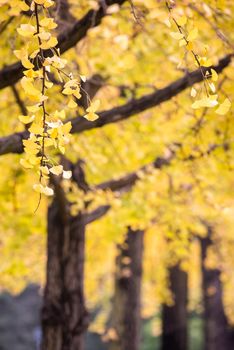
[41,198,88,350]
[200,227,234,350]
[161,264,188,350]
[108,227,144,350]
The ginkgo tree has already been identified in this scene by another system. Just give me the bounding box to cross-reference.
[0,0,233,350]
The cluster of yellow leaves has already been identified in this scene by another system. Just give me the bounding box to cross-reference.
[14,0,100,196]
[0,0,29,19]
[166,8,231,116]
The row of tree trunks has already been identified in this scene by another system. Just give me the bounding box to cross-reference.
[108,227,144,350]
[42,199,233,350]
[162,229,234,350]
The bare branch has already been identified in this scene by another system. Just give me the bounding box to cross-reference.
[83,205,111,225]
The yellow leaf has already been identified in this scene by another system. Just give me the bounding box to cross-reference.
[192,96,218,109]
[179,39,187,47]
[211,69,218,82]
[21,77,41,97]
[20,158,33,169]
[190,87,197,97]
[40,36,58,50]
[44,0,54,8]
[187,27,198,41]
[61,121,72,134]
[170,32,184,40]
[33,184,54,196]
[14,48,34,69]
[186,41,193,51]
[29,123,44,134]
[68,99,77,109]
[63,170,72,179]
[40,17,57,29]
[83,112,99,121]
[80,75,87,82]
[177,15,187,26]
[50,165,63,175]
[38,31,51,41]
[209,82,216,93]
[86,99,100,113]
[27,104,40,113]
[17,24,36,37]
[40,166,50,176]
[215,98,231,115]
[164,18,171,28]
[19,115,35,124]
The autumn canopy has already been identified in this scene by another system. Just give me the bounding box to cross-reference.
[0,1,233,350]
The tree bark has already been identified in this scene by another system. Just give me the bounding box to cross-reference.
[200,228,234,350]
[162,265,188,350]
[41,199,88,350]
[108,227,144,350]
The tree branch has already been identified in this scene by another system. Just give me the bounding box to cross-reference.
[71,54,233,133]
[0,54,232,156]
[95,150,175,192]
[83,204,111,225]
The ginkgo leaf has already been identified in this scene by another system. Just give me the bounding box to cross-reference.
[211,68,218,82]
[34,0,46,4]
[40,36,58,50]
[40,17,57,29]
[27,104,40,113]
[191,87,197,97]
[177,15,187,26]
[49,165,63,175]
[61,122,72,134]
[68,99,77,109]
[170,32,184,40]
[73,89,81,99]
[83,112,99,121]
[33,184,54,196]
[215,98,231,115]
[38,32,51,41]
[20,158,33,169]
[40,166,50,176]
[21,77,41,97]
[34,0,54,6]
[84,100,100,121]
[17,24,36,37]
[14,49,34,69]
[19,115,35,124]
[179,39,187,47]
[209,82,216,93]
[43,0,54,7]
[80,75,87,82]
[63,170,72,179]
[86,99,100,113]
[164,18,171,28]
[187,27,198,41]
[29,123,44,134]
[192,96,218,109]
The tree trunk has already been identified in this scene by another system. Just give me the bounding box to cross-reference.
[41,199,88,350]
[162,264,188,350]
[108,227,144,350]
[200,228,233,350]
